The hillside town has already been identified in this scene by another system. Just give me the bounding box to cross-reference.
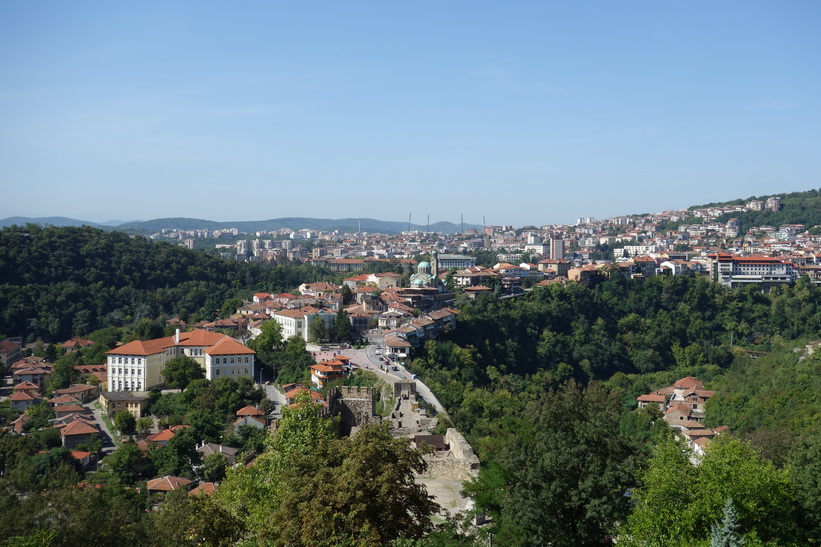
[148,196,821,292]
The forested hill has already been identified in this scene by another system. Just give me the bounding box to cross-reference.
[0,225,332,342]
[689,189,821,231]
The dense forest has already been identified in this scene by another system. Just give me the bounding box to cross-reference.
[0,224,350,342]
[408,273,821,544]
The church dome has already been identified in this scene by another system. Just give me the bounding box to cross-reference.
[418,261,430,269]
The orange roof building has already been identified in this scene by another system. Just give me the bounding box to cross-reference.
[106,328,256,393]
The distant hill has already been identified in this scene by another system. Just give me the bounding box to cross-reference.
[688,189,821,233]
[0,216,111,229]
[116,217,480,234]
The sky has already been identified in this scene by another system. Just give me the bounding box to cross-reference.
[1,2,820,227]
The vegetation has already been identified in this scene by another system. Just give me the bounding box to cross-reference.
[216,394,440,545]
[0,224,336,342]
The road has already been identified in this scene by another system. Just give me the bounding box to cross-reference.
[340,342,449,419]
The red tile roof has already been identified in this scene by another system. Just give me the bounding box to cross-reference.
[147,476,192,492]
[61,419,100,437]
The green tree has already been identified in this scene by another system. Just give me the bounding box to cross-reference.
[308,316,327,343]
[202,452,228,483]
[789,430,821,540]
[466,381,640,546]
[335,308,352,343]
[340,284,354,305]
[711,498,745,547]
[151,487,245,547]
[113,411,136,435]
[220,297,243,318]
[162,356,205,389]
[101,440,154,486]
[136,416,154,435]
[622,437,799,545]
[249,320,283,367]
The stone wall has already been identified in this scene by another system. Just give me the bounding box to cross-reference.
[394,381,417,400]
[327,386,381,436]
[416,428,480,481]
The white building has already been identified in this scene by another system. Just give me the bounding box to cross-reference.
[106,329,256,391]
[273,306,337,342]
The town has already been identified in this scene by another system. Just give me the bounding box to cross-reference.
[149,194,821,292]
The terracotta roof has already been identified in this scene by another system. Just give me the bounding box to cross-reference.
[177,329,230,347]
[10,391,38,401]
[189,482,217,496]
[147,476,192,492]
[55,404,88,414]
[673,376,703,390]
[637,394,666,403]
[236,405,265,417]
[13,381,41,391]
[205,337,255,356]
[61,419,100,437]
[53,384,96,395]
[107,337,173,356]
[0,340,21,352]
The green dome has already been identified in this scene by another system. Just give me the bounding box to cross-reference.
[412,277,426,286]
[418,261,430,268]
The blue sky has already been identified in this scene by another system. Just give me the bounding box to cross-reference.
[1,2,819,227]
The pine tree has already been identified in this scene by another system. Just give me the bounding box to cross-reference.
[711,498,745,547]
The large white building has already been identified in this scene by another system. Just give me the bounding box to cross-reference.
[436,254,477,271]
[707,253,794,288]
[273,306,337,341]
[106,329,255,391]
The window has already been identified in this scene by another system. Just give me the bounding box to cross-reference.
[230,357,235,364]
[215,369,220,376]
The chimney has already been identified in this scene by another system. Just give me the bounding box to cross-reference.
[175,329,180,344]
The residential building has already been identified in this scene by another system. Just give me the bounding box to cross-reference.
[707,253,794,288]
[106,329,255,392]
[273,307,336,342]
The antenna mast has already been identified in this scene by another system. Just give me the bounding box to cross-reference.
[408,213,412,233]
[461,214,464,234]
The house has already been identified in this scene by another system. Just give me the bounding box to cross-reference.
[69,450,97,470]
[55,404,92,420]
[10,390,41,411]
[12,365,52,388]
[384,334,412,359]
[310,359,349,388]
[75,364,107,389]
[197,443,239,466]
[236,405,265,418]
[636,393,666,409]
[284,385,326,406]
[0,340,21,368]
[189,482,217,496]
[106,329,255,392]
[60,338,95,352]
[147,476,192,495]
[233,415,266,433]
[52,384,99,404]
[146,425,189,446]
[60,418,100,449]
[13,381,42,396]
[49,394,83,407]
[273,307,336,342]
[463,285,493,299]
[100,391,151,418]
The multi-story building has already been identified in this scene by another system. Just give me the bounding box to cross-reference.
[106,329,255,392]
[273,306,337,341]
[707,253,794,288]
[437,254,477,271]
